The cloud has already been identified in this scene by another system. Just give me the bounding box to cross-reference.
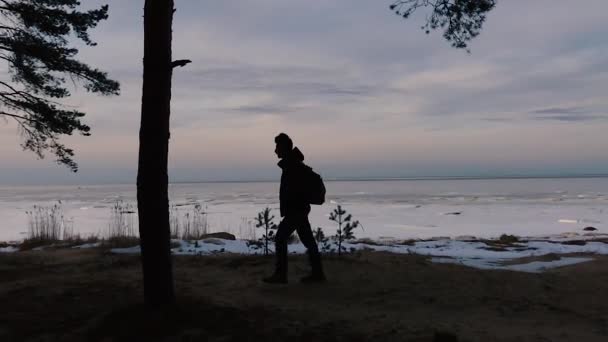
[532,107,588,115]
[231,105,293,115]
[2,0,608,183]
[529,106,607,122]
[534,115,605,122]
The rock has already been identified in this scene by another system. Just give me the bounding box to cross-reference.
[199,232,236,240]
[583,226,597,231]
[200,238,225,246]
[498,234,519,244]
[454,235,477,241]
[561,240,587,246]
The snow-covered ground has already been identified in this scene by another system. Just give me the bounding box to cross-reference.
[431,256,594,273]
[106,233,608,273]
[0,246,18,253]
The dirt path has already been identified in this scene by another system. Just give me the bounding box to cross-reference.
[1,249,607,341]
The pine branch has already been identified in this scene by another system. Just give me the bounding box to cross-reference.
[171,59,191,68]
[0,0,119,170]
[390,0,496,51]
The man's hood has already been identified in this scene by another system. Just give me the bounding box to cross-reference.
[291,147,305,162]
[278,147,305,169]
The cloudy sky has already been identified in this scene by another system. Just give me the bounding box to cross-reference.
[1,0,607,184]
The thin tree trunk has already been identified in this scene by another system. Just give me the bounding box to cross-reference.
[265,226,269,256]
[137,0,175,307]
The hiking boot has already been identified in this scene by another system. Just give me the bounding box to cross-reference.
[262,273,287,284]
[300,273,326,284]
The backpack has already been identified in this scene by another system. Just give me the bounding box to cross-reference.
[305,167,326,205]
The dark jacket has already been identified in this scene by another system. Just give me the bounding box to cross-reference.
[278,147,311,217]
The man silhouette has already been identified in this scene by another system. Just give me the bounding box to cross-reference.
[263,133,326,284]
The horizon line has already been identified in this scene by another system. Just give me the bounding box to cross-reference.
[171,173,608,184]
[2,173,608,187]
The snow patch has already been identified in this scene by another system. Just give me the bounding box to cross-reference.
[72,242,101,249]
[102,234,608,273]
[431,256,593,273]
[0,246,18,253]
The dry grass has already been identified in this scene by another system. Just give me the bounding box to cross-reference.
[25,203,65,242]
[22,202,72,249]
[21,202,101,251]
[236,216,257,241]
[107,200,137,240]
[20,235,100,251]
[170,203,209,240]
[101,236,140,249]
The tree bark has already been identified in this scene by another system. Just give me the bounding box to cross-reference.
[137,0,175,307]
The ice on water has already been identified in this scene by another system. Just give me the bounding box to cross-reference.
[1,178,606,242]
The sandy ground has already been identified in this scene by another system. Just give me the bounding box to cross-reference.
[1,249,607,341]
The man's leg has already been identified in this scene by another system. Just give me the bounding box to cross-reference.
[263,217,295,283]
[295,215,325,282]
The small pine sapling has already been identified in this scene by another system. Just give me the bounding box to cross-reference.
[255,207,277,256]
[329,205,360,256]
[314,227,334,254]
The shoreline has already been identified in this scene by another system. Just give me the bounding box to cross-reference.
[3,232,608,273]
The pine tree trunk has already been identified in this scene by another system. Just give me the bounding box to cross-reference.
[265,227,268,256]
[137,0,175,307]
[338,219,342,256]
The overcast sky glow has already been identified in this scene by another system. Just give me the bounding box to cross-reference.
[1,0,607,185]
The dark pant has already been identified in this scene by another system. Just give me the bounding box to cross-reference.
[274,213,323,277]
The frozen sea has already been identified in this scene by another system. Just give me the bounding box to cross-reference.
[1,177,607,242]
